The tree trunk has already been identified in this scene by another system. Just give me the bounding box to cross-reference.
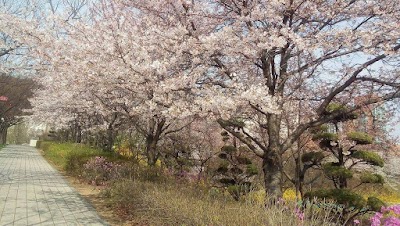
[294,156,305,199]
[105,128,116,152]
[0,126,7,144]
[264,114,283,201]
[263,153,282,201]
[145,118,166,166]
[146,137,158,166]
[75,125,82,143]
[338,149,347,189]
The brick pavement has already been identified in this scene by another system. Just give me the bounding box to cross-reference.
[0,145,108,226]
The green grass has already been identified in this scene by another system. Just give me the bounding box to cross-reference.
[38,141,123,175]
[39,142,102,166]
[0,144,5,150]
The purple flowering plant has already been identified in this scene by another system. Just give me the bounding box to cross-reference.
[370,205,400,226]
[294,207,305,223]
[83,156,122,185]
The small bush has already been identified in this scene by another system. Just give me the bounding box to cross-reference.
[64,148,120,176]
[221,118,245,128]
[236,156,252,164]
[82,156,123,185]
[329,189,366,209]
[35,140,42,148]
[305,189,331,199]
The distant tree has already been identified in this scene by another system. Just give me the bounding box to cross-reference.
[7,122,30,144]
[0,74,35,144]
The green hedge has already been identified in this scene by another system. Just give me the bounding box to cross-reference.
[37,141,120,175]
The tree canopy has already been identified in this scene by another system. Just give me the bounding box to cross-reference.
[1,0,399,199]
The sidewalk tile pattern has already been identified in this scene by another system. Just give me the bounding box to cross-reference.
[0,145,108,226]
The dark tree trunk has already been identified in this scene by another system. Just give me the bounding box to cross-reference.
[338,149,347,189]
[75,125,82,143]
[61,130,69,142]
[146,137,158,166]
[0,126,7,145]
[105,128,116,152]
[298,173,305,198]
[263,153,283,200]
[264,114,283,200]
[145,118,166,166]
[294,156,305,199]
[335,123,348,189]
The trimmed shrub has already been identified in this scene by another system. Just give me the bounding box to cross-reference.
[323,103,358,121]
[352,150,384,167]
[347,132,373,145]
[323,163,353,179]
[301,151,325,163]
[312,132,338,142]
[325,103,347,114]
[360,173,384,184]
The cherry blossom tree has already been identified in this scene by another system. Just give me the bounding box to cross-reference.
[0,73,35,144]
[7,1,202,164]
[5,0,400,200]
[122,0,400,200]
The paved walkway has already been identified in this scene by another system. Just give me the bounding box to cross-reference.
[0,145,108,226]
